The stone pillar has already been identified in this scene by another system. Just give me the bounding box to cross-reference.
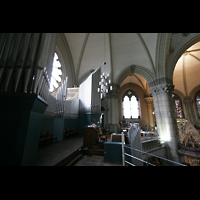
[144,97,154,130]
[183,96,196,124]
[150,83,182,163]
[106,83,120,133]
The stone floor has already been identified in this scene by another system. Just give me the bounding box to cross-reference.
[34,134,122,166]
[34,135,83,166]
[74,154,122,166]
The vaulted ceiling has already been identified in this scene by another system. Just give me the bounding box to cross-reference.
[56,33,200,98]
[173,41,200,97]
[57,33,158,87]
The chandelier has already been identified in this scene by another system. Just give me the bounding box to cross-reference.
[97,33,112,99]
[98,72,112,99]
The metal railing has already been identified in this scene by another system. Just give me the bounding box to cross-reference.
[121,132,187,166]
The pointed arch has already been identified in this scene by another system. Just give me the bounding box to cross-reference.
[115,64,155,86]
[168,34,200,81]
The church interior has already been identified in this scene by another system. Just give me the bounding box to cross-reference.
[1,33,200,166]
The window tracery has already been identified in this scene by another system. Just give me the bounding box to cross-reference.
[122,90,139,119]
[49,52,62,93]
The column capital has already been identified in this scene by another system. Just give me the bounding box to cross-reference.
[144,97,153,104]
[149,84,174,96]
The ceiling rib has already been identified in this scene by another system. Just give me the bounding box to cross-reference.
[75,33,89,83]
[183,54,188,96]
[60,33,76,85]
[136,33,156,77]
[187,48,200,53]
[189,53,200,62]
[132,73,146,91]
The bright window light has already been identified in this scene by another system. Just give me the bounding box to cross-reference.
[49,53,62,92]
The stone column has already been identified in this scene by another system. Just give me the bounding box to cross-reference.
[183,96,196,124]
[106,83,120,133]
[144,97,154,130]
[150,83,182,164]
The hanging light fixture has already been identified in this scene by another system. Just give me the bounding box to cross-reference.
[97,72,112,99]
[103,33,106,65]
[97,33,113,99]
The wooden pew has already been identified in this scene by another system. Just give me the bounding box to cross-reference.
[47,131,57,143]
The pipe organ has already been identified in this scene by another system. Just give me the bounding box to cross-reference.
[55,77,68,118]
[0,33,57,101]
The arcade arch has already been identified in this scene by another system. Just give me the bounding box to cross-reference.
[118,71,154,130]
[173,41,200,124]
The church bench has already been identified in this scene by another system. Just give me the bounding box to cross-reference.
[39,131,51,146]
[70,128,80,136]
[63,129,70,138]
[47,131,57,143]
[39,131,57,146]
[64,128,80,139]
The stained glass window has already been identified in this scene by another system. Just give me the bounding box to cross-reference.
[174,99,183,118]
[173,94,184,119]
[123,90,139,119]
[196,96,200,118]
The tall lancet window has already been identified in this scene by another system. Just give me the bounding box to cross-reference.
[49,52,62,93]
[123,90,139,119]
[172,93,184,119]
[195,91,200,118]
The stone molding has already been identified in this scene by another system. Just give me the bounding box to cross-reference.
[149,84,174,96]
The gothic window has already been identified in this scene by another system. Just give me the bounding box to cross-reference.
[195,91,200,118]
[172,93,184,119]
[122,90,139,119]
[49,52,62,93]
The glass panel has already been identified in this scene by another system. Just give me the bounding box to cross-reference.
[131,95,139,118]
[174,99,183,118]
[123,94,139,119]
[49,53,62,92]
[123,96,131,118]
[196,96,200,118]
[128,90,132,96]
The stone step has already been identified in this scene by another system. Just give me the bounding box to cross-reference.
[88,148,104,156]
[67,154,83,166]
[54,147,82,166]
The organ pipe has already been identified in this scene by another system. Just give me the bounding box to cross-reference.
[55,77,68,118]
[0,33,57,101]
